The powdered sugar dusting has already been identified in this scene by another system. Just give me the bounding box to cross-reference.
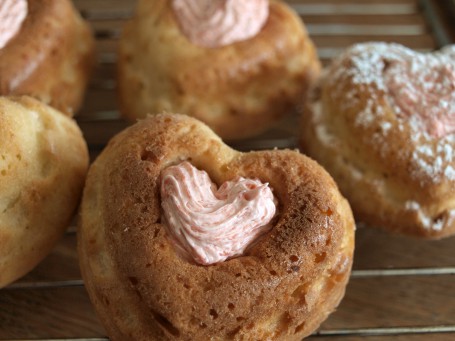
[405,200,455,231]
[326,42,455,183]
[410,134,455,182]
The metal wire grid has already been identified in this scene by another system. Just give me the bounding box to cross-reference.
[3,0,455,339]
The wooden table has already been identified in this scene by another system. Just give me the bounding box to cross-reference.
[1,0,455,340]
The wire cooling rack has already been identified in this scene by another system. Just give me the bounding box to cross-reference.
[1,0,455,340]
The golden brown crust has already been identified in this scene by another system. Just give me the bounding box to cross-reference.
[117,0,320,140]
[78,113,355,340]
[0,0,94,115]
[0,96,89,287]
[300,42,455,239]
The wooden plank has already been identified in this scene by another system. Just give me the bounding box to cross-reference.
[353,227,455,269]
[322,275,455,329]
[0,287,105,339]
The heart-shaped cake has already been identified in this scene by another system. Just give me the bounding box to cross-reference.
[300,42,455,238]
[117,0,321,139]
[78,113,355,340]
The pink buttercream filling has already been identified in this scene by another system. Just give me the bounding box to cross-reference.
[0,0,27,49]
[383,50,455,138]
[160,162,276,265]
[171,0,269,48]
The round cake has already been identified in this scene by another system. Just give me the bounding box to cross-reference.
[0,96,89,288]
[78,113,355,340]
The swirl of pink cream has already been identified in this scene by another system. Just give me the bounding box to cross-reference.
[160,162,276,265]
[0,0,27,49]
[171,0,269,48]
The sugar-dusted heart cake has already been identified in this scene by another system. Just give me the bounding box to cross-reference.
[0,0,94,115]
[300,42,455,239]
[78,113,355,340]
